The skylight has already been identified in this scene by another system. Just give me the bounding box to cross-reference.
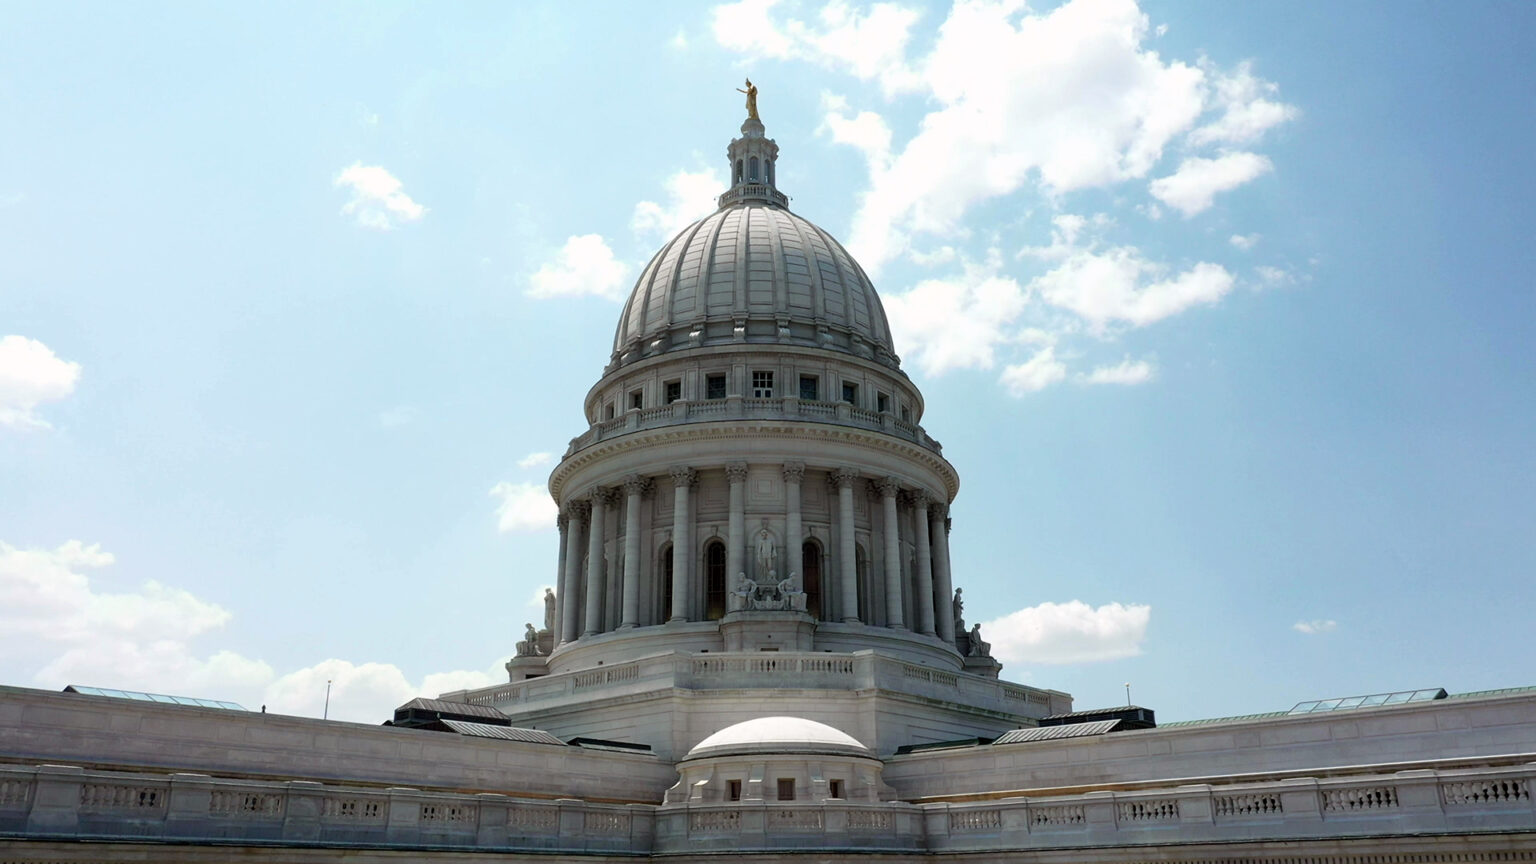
[64,685,247,711]
[1287,688,1446,715]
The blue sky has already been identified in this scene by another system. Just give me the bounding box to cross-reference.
[3,0,1534,724]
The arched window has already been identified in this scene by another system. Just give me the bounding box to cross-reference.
[735,159,744,183]
[704,540,727,620]
[767,159,775,186]
[749,156,759,181]
[802,540,822,620]
[659,544,674,622]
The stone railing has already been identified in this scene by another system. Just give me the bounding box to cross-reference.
[565,395,943,457]
[2,764,651,852]
[923,764,1536,851]
[3,762,1532,854]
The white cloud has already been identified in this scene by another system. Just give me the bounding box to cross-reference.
[632,168,726,242]
[1034,249,1234,329]
[0,540,502,723]
[527,234,630,301]
[333,162,426,230]
[820,93,893,171]
[1082,358,1154,385]
[882,266,1027,375]
[1149,151,1273,217]
[808,0,1208,274]
[1188,61,1298,147]
[982,600,1151,665]
[1254,265,1293,288]
[671,29,689,50]
[713,0,922,95]
[0,335,81,430]
[1229,233,1260,250]
[517,451,553,469]
[1293,619,1337,635]
[999,346,1068,396]
[490,481,557,534]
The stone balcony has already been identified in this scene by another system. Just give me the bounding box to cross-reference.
[564,395,944,459]
[4,760,1530,856]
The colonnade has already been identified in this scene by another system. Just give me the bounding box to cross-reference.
[552,463,956,649]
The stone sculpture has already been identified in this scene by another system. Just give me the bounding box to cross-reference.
[967,623,990,658]
[543,587,557,632]
[516,622,543,657]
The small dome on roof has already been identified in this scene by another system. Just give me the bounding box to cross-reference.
[685,716,873,760]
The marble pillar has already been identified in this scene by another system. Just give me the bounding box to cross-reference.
[554,513,569,644]
[619,475,650,629]
[668,467,695,623]
[879,477,905,630]
[833,467,861,623]
[783,462,804,589]
[560,502,588,645]
[932,503,955,644]
[583,489,610,638]
[912,492,935,636]
[726,462,748,588]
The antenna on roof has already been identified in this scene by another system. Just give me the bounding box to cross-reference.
[324,679,333,720]
[1125,682,1132,707]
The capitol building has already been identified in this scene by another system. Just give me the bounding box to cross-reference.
[1,105,1534,863]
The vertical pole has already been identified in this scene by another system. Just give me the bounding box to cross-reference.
[669,467,695,622]
[561,502,587,644]
[913,491,935,636]
[880,477,905,630]
[726,462,749,586]
[583,489,609,638]
[834,468,861,623]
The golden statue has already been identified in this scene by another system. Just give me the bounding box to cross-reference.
[736,78,759,121]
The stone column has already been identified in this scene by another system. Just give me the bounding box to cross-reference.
[669,467,695,623]
[560,502,588,645]
[554,512,569,644]
[725,462,749,587]
[879,477,906,630]
[912,491,936,636]
[832,467,861,623]
[783,462,805,586]
[620,475,651,629]
[583,488,610,638]
[932,503,956,644]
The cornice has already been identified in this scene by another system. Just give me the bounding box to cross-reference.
[550,420,960,503]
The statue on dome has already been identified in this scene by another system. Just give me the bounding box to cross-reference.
[730,573,758,612]
[737,78,760,121]
[516,622,543,657]
[543,587,557,632]
[952,587,966,632]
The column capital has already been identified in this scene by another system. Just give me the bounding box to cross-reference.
[725,462,750,484]
[929,501,949,521]
[563,500,591,521]
[669,465,698,487]
[877,476,902,498]
[588,486,617,508]
[781,461,806,484]
[556,512,569,531]
[910,489,931,510]
[830,467,861,490]
[622,474,654,498]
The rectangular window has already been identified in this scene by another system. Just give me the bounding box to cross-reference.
[777,778,796,801]
[799,375,819,401]
[665,380,682,404]
[877,392,890,413]
[630,390,643,410]
[841,382,858,405]
[828,779,844,799]
[728,780,742,802]
[900,405,911,422]
[604,403,615,420]
[752,370,774,398]
[706,374,727,400]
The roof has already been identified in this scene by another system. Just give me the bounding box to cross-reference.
[686,716,873,760]
[611,202,897,371]
[1040,706,1151,721]
[394,698,509,722]
[439,719,564,746]
[994,719,1124,745]
[64,685,246,711]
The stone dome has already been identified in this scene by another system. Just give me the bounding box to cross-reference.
[608,118,898,373]
[684,716,873,761]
